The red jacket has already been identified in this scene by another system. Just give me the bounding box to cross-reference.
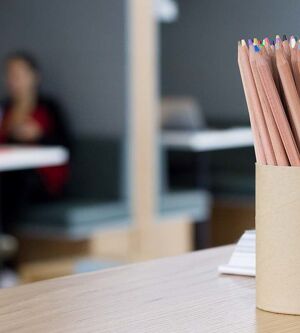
[0,96,71,195]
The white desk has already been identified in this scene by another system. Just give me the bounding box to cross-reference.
[161,127,253,152]
[0,145,69,268]
[0,145,69,172]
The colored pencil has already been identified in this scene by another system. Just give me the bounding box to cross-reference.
[239,42,276,165]
[256,51,300,166]
[238,43,266,164]
[249,46,288,166]
[289,36,300,96]
[238,35,300,166]
[275,43,300,149]
[282,34,291,64]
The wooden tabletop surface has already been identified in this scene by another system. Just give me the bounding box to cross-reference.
[1,245,300,332]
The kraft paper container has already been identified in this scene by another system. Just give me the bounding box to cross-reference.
[256,164,300,315]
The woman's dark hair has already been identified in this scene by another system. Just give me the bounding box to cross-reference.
[5,51,40,73]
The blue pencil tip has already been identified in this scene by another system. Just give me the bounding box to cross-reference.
[254,45,260,53]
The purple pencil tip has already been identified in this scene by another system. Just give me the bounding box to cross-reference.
[248,39,253,46]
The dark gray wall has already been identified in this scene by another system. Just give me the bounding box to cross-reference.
[161,0,300,126]
[0,0,126,136]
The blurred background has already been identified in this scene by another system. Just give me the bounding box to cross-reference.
[0,0,296,287]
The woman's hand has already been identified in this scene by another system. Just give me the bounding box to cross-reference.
[11,119,43,142]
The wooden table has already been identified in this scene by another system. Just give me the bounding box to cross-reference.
[1,245,299,332]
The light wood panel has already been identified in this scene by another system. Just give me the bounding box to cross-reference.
[127,0,193,257]
[19,258,79,283]
[17,236,90,262]
[127,0,158,231]
[18,216,193,283]
[129,216,193,261]
[2,245,300,332]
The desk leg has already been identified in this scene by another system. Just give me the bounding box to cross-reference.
[0,173,4,283]
[0,173,18,287]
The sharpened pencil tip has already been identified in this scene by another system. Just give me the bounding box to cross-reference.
[241,39,246,46]
[283,34,287,41]
[276,36,281,45]
[290,36,296,48]
[254,45,260,53]
[248,39,253,46]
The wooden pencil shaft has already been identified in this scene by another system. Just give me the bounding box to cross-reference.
[250,49,289,166]
[239,45,276,165]
[264,41,272,56]
[296,46,300,93]
[271,55,281,93]
[290,46,300,96]
[238,50,265,163]
[283,40,292,65]
[276,47,300,149]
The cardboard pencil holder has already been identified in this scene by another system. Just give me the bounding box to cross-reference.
[256,164,300,315]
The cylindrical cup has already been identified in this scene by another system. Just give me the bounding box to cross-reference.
[256,164,300,315]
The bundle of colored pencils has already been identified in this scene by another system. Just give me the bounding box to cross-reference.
[238,35,300,166]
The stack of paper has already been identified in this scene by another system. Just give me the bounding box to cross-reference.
[218,230,255,277]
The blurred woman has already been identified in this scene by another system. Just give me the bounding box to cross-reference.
[0,52,71,232]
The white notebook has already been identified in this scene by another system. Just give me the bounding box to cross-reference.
[218,230,255,277]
